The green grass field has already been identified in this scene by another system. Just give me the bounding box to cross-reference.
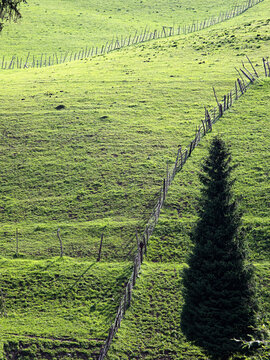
[1,0,252,58]
[105,79,270,359]
[0,257,133,359]
[107,262,270,360]
[0,0,269,358]
[147,79,270,264]
[0,0,269,260]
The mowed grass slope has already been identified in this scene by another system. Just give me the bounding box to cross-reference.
[107,262,270,360]
[107,78,270,359]
[0,1,269,359]
[1,0,249,58]
[0,0,269,259]
[0,257,132,359]
[147,80,270,263]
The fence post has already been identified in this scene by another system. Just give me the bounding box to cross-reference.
[8,56,15,69]
[127,282,131,307]
[237,78,244,94]
[212,87,220,108]
[96,60,262,359]
[235,81,238,99]
[267,58,270,77]
[174,146,181,174]
[201,119,206,135]
[219,103,223,117]
[163,178,166,202]
[240,67,254,83]
[262,58,267,77]
[246,55,259,78]
[188,141,193,156]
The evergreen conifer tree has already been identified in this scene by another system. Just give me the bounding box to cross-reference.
[181,136,257,360]
[0,0,26,31]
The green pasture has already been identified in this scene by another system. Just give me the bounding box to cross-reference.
[107,262,270,360]
[1,0,252,58]
[147,80,270,263]
[0,0,269,259]
[0,257,132,359]
[0,0,269,358]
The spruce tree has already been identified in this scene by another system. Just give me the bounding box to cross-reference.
[181,136,257,360]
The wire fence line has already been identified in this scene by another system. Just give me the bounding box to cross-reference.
[1,0,264,71]
[97,56,269,360]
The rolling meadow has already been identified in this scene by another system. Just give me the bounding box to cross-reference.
[0,0,269,359]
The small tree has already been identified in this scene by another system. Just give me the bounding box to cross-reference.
[181,136,257,360]
[0,0,26,31]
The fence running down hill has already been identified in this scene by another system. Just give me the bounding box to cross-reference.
[97,56,270,360]
[1,0,264,70]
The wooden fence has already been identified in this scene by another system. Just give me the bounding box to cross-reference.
[97,56,269,360]
[1,0,264,70]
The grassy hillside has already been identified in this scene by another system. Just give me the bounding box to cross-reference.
[0,257,132,359]
[107,262,270,360]
[147,79,270,263]
[0,0,269,359]
[0,0,269,259]
[105,76,270,359]
[1,0,250,58]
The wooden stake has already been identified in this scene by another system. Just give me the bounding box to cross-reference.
[143,234,147,255]
[263,58,268,77]
[223,95,226,111]
[240,68,253,83]
[237,78,244,94]
[136,230,141,262]
[162,26,166,37]
[179,146,183,168]
[212,87,220,107]
[219,103,223,117]
[174,146,182,171]
[206,109,212,131]
[267,58,270,77]
[132,30,137,44]
[127,282,131,307]
[189,141,193,156]
[245,55,258,77]
[240,61,252,81]
[235,67,245,85]
[163,178,166,202]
